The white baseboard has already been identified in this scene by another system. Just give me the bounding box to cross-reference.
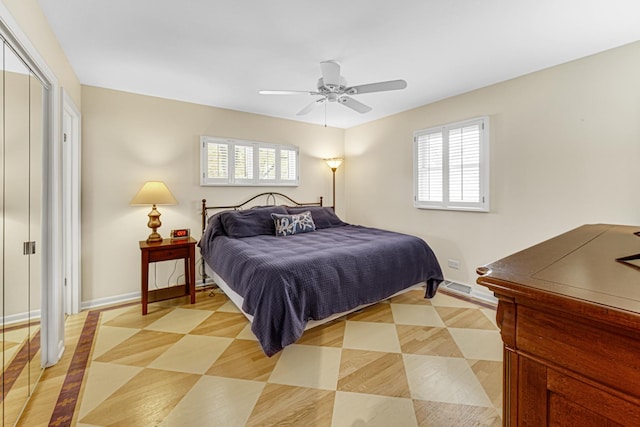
[4,309,41,326]
[81,291,140,311]
[80,282,216,311]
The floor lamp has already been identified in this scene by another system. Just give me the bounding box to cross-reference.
[325,158,343,210]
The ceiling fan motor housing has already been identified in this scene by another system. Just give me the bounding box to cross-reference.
[317,77,348,98]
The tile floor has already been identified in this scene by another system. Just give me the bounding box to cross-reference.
[19,287,503,426]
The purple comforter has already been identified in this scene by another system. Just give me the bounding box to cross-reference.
[199,219,443,356]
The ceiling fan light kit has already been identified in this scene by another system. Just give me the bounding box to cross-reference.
[260,60,407,117]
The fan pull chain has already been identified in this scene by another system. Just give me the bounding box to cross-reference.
[324,99,327,127]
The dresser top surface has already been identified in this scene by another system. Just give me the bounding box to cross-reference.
[478,224,640,315]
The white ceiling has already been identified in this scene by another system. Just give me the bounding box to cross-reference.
[37,0,640,129]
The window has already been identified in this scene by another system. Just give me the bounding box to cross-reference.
[414,117,489,211]
[201,136,299,186]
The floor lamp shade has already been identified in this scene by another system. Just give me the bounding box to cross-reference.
[130,181,178,242]
[325,158,343,170]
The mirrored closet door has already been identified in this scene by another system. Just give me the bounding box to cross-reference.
[1,39,44,425]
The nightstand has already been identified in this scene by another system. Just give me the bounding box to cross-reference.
[139,237,197,315]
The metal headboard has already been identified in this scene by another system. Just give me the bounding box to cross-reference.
[201,192,323,236]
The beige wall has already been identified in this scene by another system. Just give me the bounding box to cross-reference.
[2,0,81,106]
[81,86,345,303]
[345,41,640,297]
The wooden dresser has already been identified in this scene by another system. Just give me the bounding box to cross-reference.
[477,224,640,426]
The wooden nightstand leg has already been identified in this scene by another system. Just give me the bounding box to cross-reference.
[188,244,196,304]
[141,250,150,315]
[183,256,190,298]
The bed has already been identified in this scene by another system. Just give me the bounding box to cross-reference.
[198,192,443,356]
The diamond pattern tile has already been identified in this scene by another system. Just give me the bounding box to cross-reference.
[79,368,200,425]
[333,391,418,427]
[435,306,498,329]
[391,303,446,327]
[396,325,464,357]
[343,321,402,353]
[295,319,345,347]
[188,311,248,338]
[206,339,281,381]
[94,330,184,367]
[346,302,394,323]
[77,362,142,419]
[468,359,503,410]
[148,334,232,374]
[269,344,342,390]
[246,384,335,427]
[18,287,503,426]
[403,353,493,406]
[144,307,212,334]
[449,328,503,361]
[159,376,265,426]
[338,349,411,398]
[413,400,502,426]
[91,325,139,359]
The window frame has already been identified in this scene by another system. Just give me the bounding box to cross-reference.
[413,116,490,212]
[200,136,299,186]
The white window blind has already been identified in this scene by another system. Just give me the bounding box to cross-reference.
[414,117,489,211]
[200,136,299,186]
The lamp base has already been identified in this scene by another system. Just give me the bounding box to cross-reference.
[146,232,163,243]
[146,205,163,243]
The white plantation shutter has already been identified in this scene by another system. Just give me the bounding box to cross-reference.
[280,148,297,181]
[414,117,489,211]
[416,131,444,204]
[234,144,254,181]
[449,124,481,203]
[259,147,276,180]
[205,141,228,182]
[200,136,298,186]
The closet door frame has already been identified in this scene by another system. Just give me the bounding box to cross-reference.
[62,90,81,316]
[0,4,64,366]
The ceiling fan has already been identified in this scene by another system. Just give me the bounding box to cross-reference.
[259,60,407,116]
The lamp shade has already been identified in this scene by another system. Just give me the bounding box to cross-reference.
[325,158,343,170]
[130,181,177,206]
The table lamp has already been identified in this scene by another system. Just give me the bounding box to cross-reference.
[324,158,343,210]
[130,181,177,242]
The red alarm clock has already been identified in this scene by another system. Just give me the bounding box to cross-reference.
[170,228,190,241]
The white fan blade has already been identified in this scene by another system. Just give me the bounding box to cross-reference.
[338,96,372,113]
[259,90,320,95]
[320,60,341,88]
[346,79,407,95]
[297,98,325,116]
